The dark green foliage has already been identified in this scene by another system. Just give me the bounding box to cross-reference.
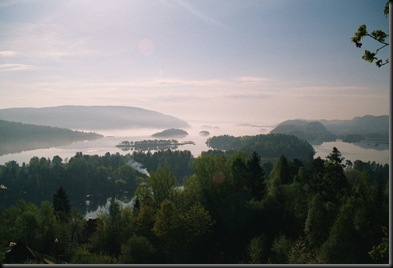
[206,133,315,161]
[320,198,361,263]
[368,226,389,263]
[133,150,194,184]
[269,154,290,193]
[246,234,270,264]
[0,147,388,264]
[53,186,71,221]
[247,152,266,199]
[119,235,156,263]
[269,233,293,264]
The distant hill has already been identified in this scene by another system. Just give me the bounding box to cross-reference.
[0,106,190,130]
[270,120,336,145]
[0,119,103,155]
[151,128,188,138]
[320,115,389,135]
[271,115,389,146]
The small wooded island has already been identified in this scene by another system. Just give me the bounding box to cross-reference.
[116,139,195,152]
[151,128,188,138]
[199,130,210,136]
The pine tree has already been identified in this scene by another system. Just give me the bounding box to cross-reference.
[248,151,266,199]
[53,186,71,221]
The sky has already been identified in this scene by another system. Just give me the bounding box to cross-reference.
[0,0,390,125]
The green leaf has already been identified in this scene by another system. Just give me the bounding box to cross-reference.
[362,50,376,63]
[371,30,387,42]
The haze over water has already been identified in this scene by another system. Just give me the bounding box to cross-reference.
[0,120,388,166]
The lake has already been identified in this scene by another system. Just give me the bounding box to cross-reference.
[0,121,389,165]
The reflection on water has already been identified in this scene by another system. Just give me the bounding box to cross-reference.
[314,140,389,165]
[0,123,389,165]
[0,122,271,164]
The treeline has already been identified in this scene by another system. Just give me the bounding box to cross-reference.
[117,139,193,152]
[0,119,102,155]
[0,150,194,212]
[0,148,389,264]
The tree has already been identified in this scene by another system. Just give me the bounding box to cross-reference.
[89,199,126,257]
[53,186,71,221]
[322,147,349,203]
[304,194,331,247]
[368,226,389,263]
[147,167,178,207]
[320,198,360,263]
[268,154,290,195]
[181,203,215,263]
[152,199,182,262]
[287,236,321,264]
[351,1,389,67]
[119,235,156,264]
[247,234,268,264]
[269,233,293,264]
[247,151,266,199]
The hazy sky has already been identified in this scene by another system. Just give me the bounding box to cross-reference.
[0,0,389,125]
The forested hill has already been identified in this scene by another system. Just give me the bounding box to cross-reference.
[206,133,315,161]
[270,121,335,145]
[0,106,190,130]
[0,119,102,155]
[271,115,388,145]
[320,115,389,135]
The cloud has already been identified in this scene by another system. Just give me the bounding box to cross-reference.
[0,64,34,72]
[0,51,17,57]
[234,76,270,85]
[81,75,269,89]
[287,85,371,98]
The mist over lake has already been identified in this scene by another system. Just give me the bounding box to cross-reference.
[0,120,388,165]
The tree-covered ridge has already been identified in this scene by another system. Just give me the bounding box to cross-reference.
[270,120,336,145]
[206,133,315,161]
[271,115,389,146]
[0,147,388,264]
[0,119,103,155]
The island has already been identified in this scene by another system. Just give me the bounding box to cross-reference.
[151,128,188,138]
[199,131,210,136]
[116,139,195,152]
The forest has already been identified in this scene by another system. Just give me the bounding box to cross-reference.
[206,133,315,161]
[0,140,389,264]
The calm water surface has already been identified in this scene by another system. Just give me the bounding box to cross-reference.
[0,121,389,165]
